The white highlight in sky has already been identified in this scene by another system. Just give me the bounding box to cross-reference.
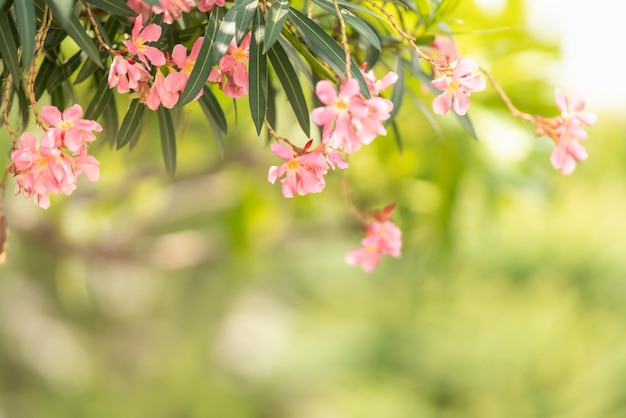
[526,0,626,111]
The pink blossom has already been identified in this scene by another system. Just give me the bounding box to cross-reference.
[108,55,152,94]
[146,71,179,110]
[429,35,459,68]
[152,0,195,24]
[127,0,152,21]
[311,79,365,153]
[345,219,402,272]
[431,58,485,115]
[123,14,166,68]
[209,33,251,99]
[537,89,596,175]
[165,37,203,96]
[554,89,597,140]
[267,143,329,198]
[41,104,102,154]
[197,0,225,12]
[312,78,394,153]
[550,140,587,175]
[11,133,78,209]
[352,96,394,144]
[360,66,398,96]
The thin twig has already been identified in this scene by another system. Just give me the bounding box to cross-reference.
[86,4,117,55]
[479,66,537,123]
[27,6,53,130]
[331,0,351,78]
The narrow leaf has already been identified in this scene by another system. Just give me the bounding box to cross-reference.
[263,0,288,53]
[14,0,37,68]
[312,0,381,51]
[47,0,74,24]
[267,41,310,136]
[44,0,103,67]
[198,85,228,133]
[249,10,267,135]
[142,0,160,6]
[177,8,221,107]
[47,51,83,91]
[117,99,146,149]
[86,0,136,17]
[84,74,113,121]
[0,12,21,86]
[388,59,405,122]
[179,0,258,107]
[157,107,177,178]
[198,102,225,156]
[288,7,370,98]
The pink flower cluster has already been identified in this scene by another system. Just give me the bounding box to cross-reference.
[108,16,205,110]
[535,89,597,175]
[311,69,397,154]
[267,140,347,198]
[208,33,252,99]
[128,0,224,25]
[429,36,485,116]
[11,105,101,209]
[345,204,402,272]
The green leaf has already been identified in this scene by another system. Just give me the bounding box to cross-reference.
[288,7,370,98]
[198,85,228,134]
[389,59,405,122]
[46,0,74,24]
[198,97,225,156]
[267,40,310,136]
[263,0,288,53]
[177,9,221,107]
[117,99,146,150]
[101,93,119,143]
[85,0,136,17]
[249,10,267,135]
[84,73,113,121]
[43,0,103,68]
[311,0,381,51]
[47,51,83,91]
[0,12,21,86]
[142,0,160,6]
[14,0,37,68]
[179,0,258,107]
[157,107,177,178]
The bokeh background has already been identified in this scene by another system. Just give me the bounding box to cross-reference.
[2,0,625,417]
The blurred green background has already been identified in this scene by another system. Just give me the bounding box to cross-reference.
[2,1,626,417]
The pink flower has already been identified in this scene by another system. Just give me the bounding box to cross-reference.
[311,78,395,153]
[209,33,251,99]
[429,35,459,68]
[311,79,364,153]
[554,89,597,140]
[352,96,394,144]
[152,0,195,24]
[345,218,402,272]
[360,66,398,96]
[537,89,596,175]
[123,14,166,68]
[146,71,179,110]
[127,0,152,21]
[197,0,225,12]
[431,58,485,115]
[267,143,329,198]
[11,133,78,209]
[108,55,152,94]
[41,104,102,154]
[550,140,587,175]
[165,37,203,95]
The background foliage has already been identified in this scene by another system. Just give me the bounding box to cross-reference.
[1,0,625,417]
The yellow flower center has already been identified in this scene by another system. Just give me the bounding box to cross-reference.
[59,120,73,130]
[287,159,300,171]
